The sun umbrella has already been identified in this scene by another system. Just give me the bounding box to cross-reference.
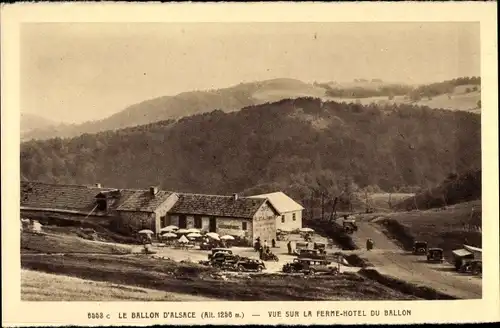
[160,226,177,232]
[165,225,179,230]
[187,232,202,238]
[178,235,189,243]
[220,235,235,240]
[138,229,154,235]
[205,232,220,240]
[162,232,177,238]
[300,227,314,233]
[176,229,190,234]
[187,228,201,233]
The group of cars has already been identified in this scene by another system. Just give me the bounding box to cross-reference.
[412,241,482,276]
[282,243,340,275]
[199,248,266,272]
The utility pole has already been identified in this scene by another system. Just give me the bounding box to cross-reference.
[310,190,314,220]
[321,192,325,221]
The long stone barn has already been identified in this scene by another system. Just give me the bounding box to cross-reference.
[20,181,178,235]
[166,193,280,245]
[20,181,281,244]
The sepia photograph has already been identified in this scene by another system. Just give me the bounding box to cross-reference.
[2,2,499,326]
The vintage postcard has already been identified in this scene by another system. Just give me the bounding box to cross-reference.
[2,2,499,326]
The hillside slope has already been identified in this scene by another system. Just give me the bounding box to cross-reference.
[21,97,481,203]
[21,113,58,134]
[21,78,326,141]
[22,77,481,141]
[394,169,481,211]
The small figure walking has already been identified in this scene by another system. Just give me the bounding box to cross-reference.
[366,238,374,251]
[287,241,292,254]
[264,240,268,249]
[271,239,276,248]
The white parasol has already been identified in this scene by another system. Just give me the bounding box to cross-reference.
[187,232,202,238]
[176,229,190,234]
[220,235,235,240]
[178,235,189,243]
[138,229,154,235]
[187,228,201,233]
[300,227,314,233]
[205,232,220,240]
[162,232,177,238]
[160,226,178,232]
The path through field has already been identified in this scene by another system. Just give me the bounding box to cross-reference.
[347,217,482,299]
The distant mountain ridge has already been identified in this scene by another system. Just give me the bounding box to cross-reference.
[21,113,57,134]
[21,78,326,141]
[21,77,481,141]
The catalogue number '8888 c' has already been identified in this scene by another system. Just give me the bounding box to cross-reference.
[88,312,110,319]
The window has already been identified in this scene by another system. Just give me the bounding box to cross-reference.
[293,213,296,221]
[281,215,285,223]
[242,222,248,231]
[194,216,202,229]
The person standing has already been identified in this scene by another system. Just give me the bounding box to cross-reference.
[287,241,292,254]
[271,239,276,248]
[264,240,268,249]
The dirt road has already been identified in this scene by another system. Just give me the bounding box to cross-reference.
[347,218,482,299]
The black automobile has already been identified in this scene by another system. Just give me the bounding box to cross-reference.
[297,249,326,260]
[313,242,327,254]
[426,248,444,263]
[210,252,240,268]
[459,259,482,275]
[236,258,266,272]
[282,258,334,275]
[208,248,233,260]
[412,241,428,255]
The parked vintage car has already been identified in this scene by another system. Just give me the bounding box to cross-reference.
[459,259,482,275]
[412,241,428,255]
[426,248,444,263]
[236,258,266,272]
[207,248,233,260]
[313,242,327,254]
[282,258,335,275]
[210,252,240,268]
[293,242,309,255]
[343,219,358,234]
[297,249,326,260]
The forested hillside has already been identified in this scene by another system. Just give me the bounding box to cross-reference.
[393,169,481,211]
[21,97,480,205]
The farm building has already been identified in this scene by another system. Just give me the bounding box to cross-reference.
[249,192,304,231]
[20,181,178,235]
[167,193,279,245]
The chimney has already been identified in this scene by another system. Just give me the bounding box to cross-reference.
[233,193,239,201]
[150,186,159,196]
[95,183,101,188]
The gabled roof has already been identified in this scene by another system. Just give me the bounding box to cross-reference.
[169,193,277,219]
[117,190,175,212]
[21,181,174,214]
[248,191,304,214]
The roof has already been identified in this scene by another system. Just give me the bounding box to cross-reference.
[21,181,174,214]
[248,191,304,214]
[464,245,482,253]
[117,190,175,212]
[169,193,277,219]
[452,249,473,257]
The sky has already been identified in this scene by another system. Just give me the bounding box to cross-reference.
[21,22,480,123]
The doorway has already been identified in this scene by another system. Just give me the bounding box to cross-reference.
[209,217,217,232]
[179,215,187,229]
